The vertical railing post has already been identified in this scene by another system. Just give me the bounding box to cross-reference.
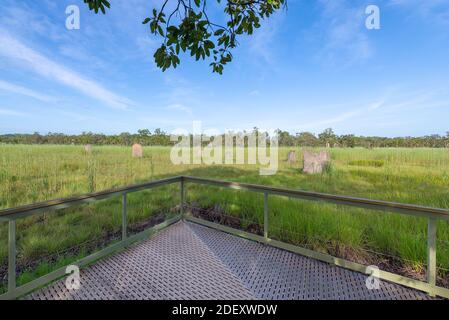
[8,219,16,295]
[180,178,185,219]
[264,192,268,242]
[122,193,127,240]
[427,217,437,294]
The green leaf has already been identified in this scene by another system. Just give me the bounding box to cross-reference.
[214,29,225,36]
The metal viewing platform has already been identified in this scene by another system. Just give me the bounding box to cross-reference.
[1,176,448,300]
[28,221,431,300]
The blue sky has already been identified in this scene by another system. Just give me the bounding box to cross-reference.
[0,0,448,136]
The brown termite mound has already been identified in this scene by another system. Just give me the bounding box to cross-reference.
[132,143,143,158]
[303,150,330,174]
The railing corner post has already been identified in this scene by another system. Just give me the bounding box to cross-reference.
[427,216,437,296]
[8,219,16,296]
[122,193,127,241]
[264,192,269,242]
[180,178,185,219]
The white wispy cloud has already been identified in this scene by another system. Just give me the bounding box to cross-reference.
[316,0,373,66]
[0,108,28,117]
[57,110,94,122]
[247,11,285,66]
[159,75,201,114]
[389,0,449,25]
[0,79,58,102]
[139,116,193,127]
[298,100,385,130]
[0,31,134,110]
[296,89,446,132]
[249,90,260,96]
[135,36,159,53]
[166,103,192,115]
[0,1,64,42]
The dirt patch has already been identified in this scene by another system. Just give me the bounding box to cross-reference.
[188,204,264,236]
[0,229,121,289]
[128,212,166,234]
[332,246,448,288]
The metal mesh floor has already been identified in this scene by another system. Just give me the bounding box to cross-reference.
[27,221,431,300]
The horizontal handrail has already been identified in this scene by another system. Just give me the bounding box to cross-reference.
[183,176,449,221]
[2,175,449,221]
[0,176,182,221]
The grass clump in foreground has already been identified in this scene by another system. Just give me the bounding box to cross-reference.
[1,145,449,290]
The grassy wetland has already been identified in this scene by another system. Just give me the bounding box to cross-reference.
[1,144,449,292]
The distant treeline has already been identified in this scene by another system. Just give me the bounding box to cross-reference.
[1,128,449,148]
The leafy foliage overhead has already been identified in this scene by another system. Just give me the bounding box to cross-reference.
[83,0,111,14]
[83,0,286,74]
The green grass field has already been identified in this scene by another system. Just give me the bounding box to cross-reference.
[1,144,449,292]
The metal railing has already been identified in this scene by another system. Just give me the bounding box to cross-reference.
[1,175,449,299]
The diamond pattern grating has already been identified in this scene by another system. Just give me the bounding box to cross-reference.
[27,221,432,300]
